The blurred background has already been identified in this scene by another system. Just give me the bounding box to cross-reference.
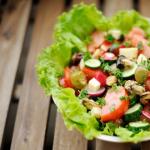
[0,0,149,150]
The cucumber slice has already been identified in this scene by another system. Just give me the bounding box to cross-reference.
[128,121,150,132]
[122,62,137,78]
[125,103,142,122]
[85,59,101,68]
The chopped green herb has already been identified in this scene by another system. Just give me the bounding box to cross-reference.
[140,59,150,71]
[112,83,118,91]
[83,51,92,61]
[96,97,106,106]
[129,94,139,107]
[78,89,88,99]
[137,41,143,50]
[120,96,129,101]
[113,68,122,78]
[99,58,111,72]
[106,34,115,42]
[123,41,131,47]
[102,122,117,135]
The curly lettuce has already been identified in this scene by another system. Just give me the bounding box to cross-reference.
[36,3,150,142]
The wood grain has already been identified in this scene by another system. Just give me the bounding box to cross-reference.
[10,0,63,150]
[139,0,150,17]
[96,0,133,149]
[139,0,150,149]
[73,0,99,5]
[53,113,87,150]
[0,0,31,147]
[104,0,133,16]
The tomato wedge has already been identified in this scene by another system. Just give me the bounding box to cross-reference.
[101,86,129,122]
[145,75,150,91]
[82,67,107,86]
[64,67,73,88]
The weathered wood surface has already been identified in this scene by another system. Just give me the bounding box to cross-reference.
[10,0,63,149]
[104,0,133,16]
[0,0,31,147]
[53,113,87,150]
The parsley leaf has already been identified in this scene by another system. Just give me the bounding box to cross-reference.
[120,96,129,101]
[83,51,92,61]
[102,122,117,136]
[140,59,150,71]
[106,34,115,42]
[96,97,106,106]
[78,89,88,99]
[123,41,131,47]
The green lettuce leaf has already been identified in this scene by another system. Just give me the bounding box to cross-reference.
[36,3,150,142]
[109,10,150,38]
[115,127,150,143]
[36,39,101,139]
[55,3,108,51]
[52,88,100,139]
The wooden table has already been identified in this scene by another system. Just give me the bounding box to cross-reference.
[0,0,150,149]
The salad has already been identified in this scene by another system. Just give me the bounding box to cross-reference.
[37,4,150,143]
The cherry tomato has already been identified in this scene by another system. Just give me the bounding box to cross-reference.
[82,67,107,86]
[101,86,129,122]
[101,41,112,51]
[64,67,73,88]
[145,76,150,91]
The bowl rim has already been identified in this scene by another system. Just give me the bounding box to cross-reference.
[96,134,150,143]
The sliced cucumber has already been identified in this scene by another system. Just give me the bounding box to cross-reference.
[122,62,137,78]
[124,103,142,122]
[128,121,150,132]
[85,59,101,68]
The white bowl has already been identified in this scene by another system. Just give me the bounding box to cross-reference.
[97,134,150,143]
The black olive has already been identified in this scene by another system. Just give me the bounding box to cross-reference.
[71,53,82,66]
[116,55,126,69]
[118,34,125,42]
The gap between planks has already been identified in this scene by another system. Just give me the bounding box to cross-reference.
[0,0,31,148]
[10,0,64,150]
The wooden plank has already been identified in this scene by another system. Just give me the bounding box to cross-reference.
[10,0,64,150]
[0,0,31,147]
[139,0,150,17]
[96,0,133,149]
[139,1,150,149]
[104,0,133,16]
[73,0,99,5]
[53,113,87,150]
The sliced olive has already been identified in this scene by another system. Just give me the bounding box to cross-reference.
[118,34,124,42]
[135,67,149,84]
[71,53,82,66]
[116,55,126,69]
